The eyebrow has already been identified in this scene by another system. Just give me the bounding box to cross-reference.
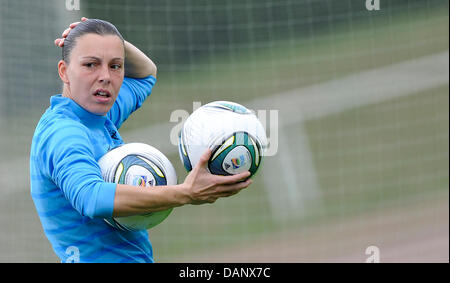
[81,56,124,62]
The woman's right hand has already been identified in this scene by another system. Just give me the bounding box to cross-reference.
[182,148,252,205]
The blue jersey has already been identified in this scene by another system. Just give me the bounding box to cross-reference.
[30,76,157,263]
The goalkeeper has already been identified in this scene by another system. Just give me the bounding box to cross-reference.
[30,18,252,263]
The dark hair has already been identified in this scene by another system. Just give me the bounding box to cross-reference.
[62,19,124,63]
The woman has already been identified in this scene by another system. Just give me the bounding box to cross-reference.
[30,18,252,263]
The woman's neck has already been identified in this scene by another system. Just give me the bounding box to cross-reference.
[62,84,71,98]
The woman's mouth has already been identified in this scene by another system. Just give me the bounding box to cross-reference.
[94,89,111,97]
[93,89,112,103]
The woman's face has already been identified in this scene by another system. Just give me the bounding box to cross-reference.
[58,33,125,115]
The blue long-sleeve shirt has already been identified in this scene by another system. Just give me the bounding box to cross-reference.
[30,75,156,263]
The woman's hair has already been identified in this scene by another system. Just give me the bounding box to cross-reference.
[62,19,124,63]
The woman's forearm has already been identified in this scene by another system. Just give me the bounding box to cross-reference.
[112,183,190,217]
[112,150,252,218]
[124,41,157,78]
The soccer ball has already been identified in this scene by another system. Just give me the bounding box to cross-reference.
[178,101,267,177]
[98,143,177,231]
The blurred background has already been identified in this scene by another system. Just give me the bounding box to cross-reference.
[0,0,448,262]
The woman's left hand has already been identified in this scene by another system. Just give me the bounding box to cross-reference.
[54,17,88,47]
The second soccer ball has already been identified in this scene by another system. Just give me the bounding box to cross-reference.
[178,101,267,177]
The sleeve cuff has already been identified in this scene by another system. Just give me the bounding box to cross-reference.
[94,182,117,218]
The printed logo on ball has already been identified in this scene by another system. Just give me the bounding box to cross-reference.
[222,146,252,174]
[133,175,148,187]
[231,155,246,169]
[125,165,156,187]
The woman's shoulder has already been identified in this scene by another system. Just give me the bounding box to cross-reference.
[35,108,87,140]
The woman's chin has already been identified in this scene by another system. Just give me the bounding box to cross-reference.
[86,103,113,116]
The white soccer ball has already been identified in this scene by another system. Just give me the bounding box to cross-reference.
[178,101,267,177]
[98,143,177,231]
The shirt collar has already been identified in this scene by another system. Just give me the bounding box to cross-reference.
[50,94,107,126]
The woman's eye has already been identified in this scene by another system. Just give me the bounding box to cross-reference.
[111,64,122,70]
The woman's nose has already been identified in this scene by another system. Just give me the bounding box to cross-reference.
[98,65,111,84]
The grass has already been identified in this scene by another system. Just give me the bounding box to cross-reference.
[306,85,449,218]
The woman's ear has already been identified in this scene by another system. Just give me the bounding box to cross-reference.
[58,60,70,85]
